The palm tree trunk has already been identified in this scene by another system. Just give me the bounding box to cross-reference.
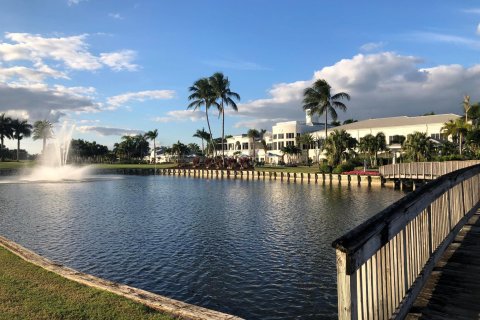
[17,138,20,161]
[0,135,3,161]
[201,138,204,155]
[42,137,46,154]
[153,139,156,164]
[460,133,463,155]
[222,101,225,167]
[205,109,214,157]
[324,110,328,139]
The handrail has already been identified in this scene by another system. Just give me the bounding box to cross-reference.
[332,164,480,319]
[379,160,480,179]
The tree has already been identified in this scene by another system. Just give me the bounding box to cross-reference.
[281,145,302,164]
[172,140,189,164]
[193,128,211,155]
[11,119,32,161]
[188,143,201,155]
[402,132,434,162]
[0,113,13,161]
[358,132,387,166]
[297,133,315,164]
[260,138,268,163]
[33,120,53,154]
[343,119,358,125]
[442,118,471,155]
[209,72,240,166]
[145,129,159,163]
[323,129,357,166]
[247,128,260,162]
[188,78,218,156]
[302,79,350,140]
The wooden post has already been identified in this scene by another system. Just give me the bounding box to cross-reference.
[336,250,358,320]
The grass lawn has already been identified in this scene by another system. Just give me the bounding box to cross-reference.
[92,163,177,170]
[0,247,173,320]
[254,165,319,174]
[0,160,35,170]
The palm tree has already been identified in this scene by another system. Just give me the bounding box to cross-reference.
[209,72,240,166]
[442,118,471,155]
[402,132,434,162]
[297,133,315,164]
[0,113,13,161]
[358,132,387,166]
[281,145,302,164]
[247,129,260,163]
[302,79,350,140]
[193,128,211,155]
[11,119,32,161]
[33,120,54,154]
[188,78,218,156]
[145,129,158,163]
[323,129,357,166]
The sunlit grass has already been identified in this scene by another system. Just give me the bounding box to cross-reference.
[0,247,173,320]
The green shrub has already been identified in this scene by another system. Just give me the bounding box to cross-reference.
[318,163,332,173]
[332,162,356,174]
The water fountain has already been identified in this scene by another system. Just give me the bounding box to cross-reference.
[21,122,91,182]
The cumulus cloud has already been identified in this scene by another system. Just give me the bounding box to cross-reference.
[77,126,144,136]
[232,52,480,129]
[0,83,98,122]
[100,50,137,71]
[154,110,205,123]
[107,90,175,109]
[0,32,139,72]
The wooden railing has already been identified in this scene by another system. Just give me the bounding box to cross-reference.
[379,160,480,180]
[332,164,480,319]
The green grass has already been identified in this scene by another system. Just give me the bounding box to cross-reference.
[92,163,177,170]
[0,247,174,320]
[254,165,319,174]
[0,161,35,169]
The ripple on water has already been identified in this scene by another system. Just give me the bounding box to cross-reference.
[0,175,404,319]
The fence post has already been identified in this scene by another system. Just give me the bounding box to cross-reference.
[336,250,358,320]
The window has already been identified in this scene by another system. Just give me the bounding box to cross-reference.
[286,133,295,139]
[430,133,446,141]
[267,143,272,150]
[242,143,249,150]
[278,141,285,149]
[389,135,405,145]
[286,140,295,146]
[273,134,277,139]
[297,133,301,137]
[277,134,284,139]
[273,142,278,150]
[228,143,233,150]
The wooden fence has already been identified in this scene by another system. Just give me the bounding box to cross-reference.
[379,160,480,180]
[332,164,480,319]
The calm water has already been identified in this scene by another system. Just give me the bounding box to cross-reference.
[0,175,404,319]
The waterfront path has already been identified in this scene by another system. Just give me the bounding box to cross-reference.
[406,211,480,319]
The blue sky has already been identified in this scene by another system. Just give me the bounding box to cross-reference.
[2,0,480,153]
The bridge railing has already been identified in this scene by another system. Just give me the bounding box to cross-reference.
[379,160,480,179]
[332,164,480,319]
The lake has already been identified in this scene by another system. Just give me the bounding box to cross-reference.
[0,175,404,319]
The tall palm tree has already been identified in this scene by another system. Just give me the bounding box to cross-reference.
[0,113,13,161]
[247,128,260,162]
[193,128,211,155]
[323,129,357,166]
[402,132,434,162]
[11,119,32,161]
[209,72,240,166]
[145,129,158,163]
[33,120,54,154]
[302,79,350,139]
[188,78,218,157]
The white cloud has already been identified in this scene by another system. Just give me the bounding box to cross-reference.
[0,65,68,84]
[108,13,124,20]
[107,90,175,109]
[477,23,480,35]
[408,32,480,48]
[232,52,480,129]
[77,126,144,136]
[462,8,480,14]
[0,32,139,72]
[100,50,138,71]
[360,42,386,52]
[0,83,99,122]
[154,110,205,123]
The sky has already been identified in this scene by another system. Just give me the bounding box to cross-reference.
[1,0,480,153]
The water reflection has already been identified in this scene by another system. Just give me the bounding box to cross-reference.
[0,175,404,319]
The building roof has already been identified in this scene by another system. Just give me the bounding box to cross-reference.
[332,114,461,131]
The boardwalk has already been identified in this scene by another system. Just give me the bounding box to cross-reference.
[406,212,480,320]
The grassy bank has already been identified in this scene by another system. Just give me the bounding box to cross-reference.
[0,246,173,320]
